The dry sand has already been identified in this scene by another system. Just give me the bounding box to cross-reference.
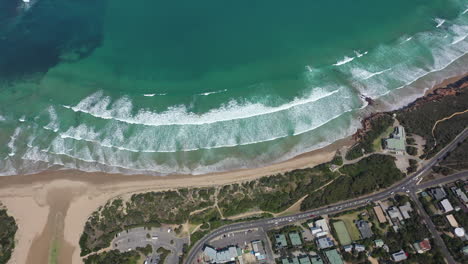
[0,136,351,264]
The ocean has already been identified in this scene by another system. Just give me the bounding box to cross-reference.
[0,0,467,176]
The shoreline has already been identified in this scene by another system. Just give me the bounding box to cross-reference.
[0,73,467,264]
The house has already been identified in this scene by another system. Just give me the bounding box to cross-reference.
[275,234,288,248]
[384,126,406,153]
[343,245,353,253]
[387,207,403,221]
[289,232,302,246]
[391,250,408,262]
[354,244,366,252]
[429,188,447,201]
[310,227,322,236]
[315,219,330,233]
[462,245,468,255]
[440,199,454,213]
[310,255,324,264]
[446,214,459,227]
[413,238,431,254]
[203,246,240,264]
[316,237,334,249]
[398,202,413,219]
[251,240,266,261]
[356,220,373,239]
[324,249,344,264]
[298,256,311,264]
[282,257,299,264]
[374,239,385,248]
[454,188,468,204]
[373,205,387,223]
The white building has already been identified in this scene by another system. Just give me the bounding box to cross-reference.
[440,199,454,213]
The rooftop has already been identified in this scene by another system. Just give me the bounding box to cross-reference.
[324,249,344,264]
[289,232,302,246]
[385,126,406,152]
[275,234,288,248]
[440,199,454,213]
[356,220,373,239]
[316,237,334,249]
[373,206,387,223]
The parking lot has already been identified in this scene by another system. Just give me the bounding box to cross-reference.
[208,228,275,263]
[113,226,189,264]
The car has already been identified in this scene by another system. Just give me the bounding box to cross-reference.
[167,229,172,233]
[152,236,158,240]
[390,192,395,195]
[406,190,410,193]
[309,214,316,217]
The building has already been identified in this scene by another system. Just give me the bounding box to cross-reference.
[440,199,454,213]
[429,188,447,201]
[251,240,266,261]
[203,246,240,264]
[454,188,468,204]
[310,255,324,264]
[384,126,406,153]
[310,227,322,236]
[298,256,311,264]
[454,227,466,238]
[289,232,302,246]
[446,214,459,227]
[324,249,344,264]
[356,220,373,239]
[275,234,288,248]
[413,238,431,254]
[387,207,403,221]
[354,244,366,252]
[282,258,299,264]
[398,202,413,219]
[316,237,334,249]
[462,245,468,255]
[374,239,385,248]
[343,245,353,252]
[373,205,387,223]
[315,219,330,233]
[391,250,408,262]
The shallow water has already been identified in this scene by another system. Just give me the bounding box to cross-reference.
[0,0,467,175]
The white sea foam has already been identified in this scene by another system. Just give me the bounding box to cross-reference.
[43,106,59,132]
[333,56,355,66]
[18,116,25,122]
[463,8,468,15]
[7,127,21,157]
[0,115,5,121]
[354,51,368,58]
[198,89,227,96]
[435,18,446,28]
[64,88,340,127]
[143,94,155,97]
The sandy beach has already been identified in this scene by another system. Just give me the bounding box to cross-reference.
[0,135,352,264]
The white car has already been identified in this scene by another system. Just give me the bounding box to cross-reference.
[152,236,158,240]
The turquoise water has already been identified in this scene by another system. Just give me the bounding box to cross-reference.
[0,0,467,175]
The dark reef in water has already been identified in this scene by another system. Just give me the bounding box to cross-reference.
[0,0,106,83]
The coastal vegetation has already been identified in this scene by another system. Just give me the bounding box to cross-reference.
[301,154,404,210]
[345,114,394,160]
[394,76,468,158]
[0,207,17,264]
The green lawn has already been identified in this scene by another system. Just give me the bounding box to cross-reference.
[334,212,361,241]
[333,221,352,245]
[372,125,394,152]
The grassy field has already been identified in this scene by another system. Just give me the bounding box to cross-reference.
[372,125,394,152]
[332,221,352,245]
[334,212,361,241]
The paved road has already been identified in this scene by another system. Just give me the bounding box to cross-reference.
[185,128,468,264]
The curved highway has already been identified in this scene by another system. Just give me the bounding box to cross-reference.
[185,128,468,264]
